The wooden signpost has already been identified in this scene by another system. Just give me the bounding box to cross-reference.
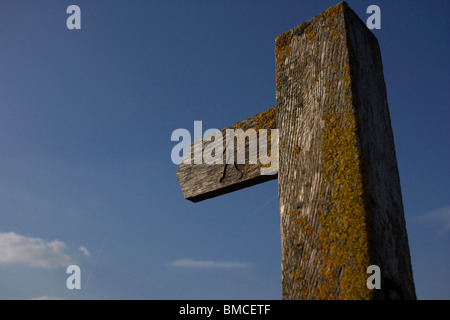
[176,2,416,300]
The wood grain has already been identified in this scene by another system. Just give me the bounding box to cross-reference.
[276,2,416,299]
[176,108,277,202]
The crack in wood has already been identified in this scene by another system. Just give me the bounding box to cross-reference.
[219,144,243,183]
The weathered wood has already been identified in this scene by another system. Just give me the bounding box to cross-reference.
[176,1,416,300]
[276,2,416,299]
[176,108,277,202]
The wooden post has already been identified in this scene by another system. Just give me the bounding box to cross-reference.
[276,2,416,299]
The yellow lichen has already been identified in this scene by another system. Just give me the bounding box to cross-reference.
[292,266,303,282]
[255,107,276,168]
[296,217,312,237]
[256,107,276,130]
[322,2,345,21]
[331,24,340,40]
[317,62,373,300]
[290,210,300,217]
[343,72,351,86]
[305,25,315,43]
[303,225,313,237]
[275,32,292,73]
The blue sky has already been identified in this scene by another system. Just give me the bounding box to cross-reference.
[0,0,448,300]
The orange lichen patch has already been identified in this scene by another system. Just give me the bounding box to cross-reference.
[301,286,308,297]
[305,25,315,43]
[331,24,340,40]
[322,2,346,21]
[293,267,301,280]
[256,107,276,130]
[275,31,292,73]
[296,217,307,227]
[303,225,313,237]
[254,108,276,167]
[296,217,312,237]
[290,210,300,217]
[292,266,304,283]
[342,65,353,106]
[293,145,300,154]
[343,72,351,87]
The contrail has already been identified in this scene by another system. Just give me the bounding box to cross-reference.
[84,239,106,290]
[253,195,277,214]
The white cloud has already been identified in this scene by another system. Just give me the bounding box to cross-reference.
[78,246,90,257]
[169,258,250,269]
[415,205,450,236]
[30,296,64,300]
[0,232,73,268]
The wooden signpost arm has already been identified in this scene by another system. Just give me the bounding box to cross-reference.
[177,108,277,202]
